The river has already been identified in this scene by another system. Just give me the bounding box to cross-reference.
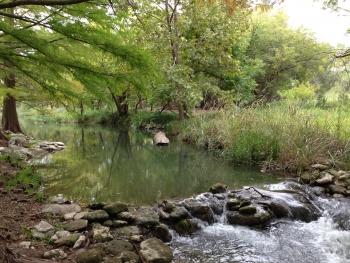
[20,120,350,263]
[20,120,281,205]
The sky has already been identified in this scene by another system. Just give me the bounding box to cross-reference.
[274,0,350,46]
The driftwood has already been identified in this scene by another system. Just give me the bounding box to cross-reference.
[153,131,170,146]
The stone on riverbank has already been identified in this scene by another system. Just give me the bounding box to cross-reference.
[76,247,105,263]
[84,210,110,222]
[105,239,133,255]
[140,238,173,263]
[103,202,128,216]
[63,219,88,231]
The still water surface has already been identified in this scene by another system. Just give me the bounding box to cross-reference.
[21,120,281,205]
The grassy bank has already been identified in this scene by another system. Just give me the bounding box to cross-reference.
[168,102,350,172]
[18,101,350,172]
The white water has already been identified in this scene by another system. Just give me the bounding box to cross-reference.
[170,195,350,263]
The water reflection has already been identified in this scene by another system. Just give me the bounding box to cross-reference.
[21,120,282,205]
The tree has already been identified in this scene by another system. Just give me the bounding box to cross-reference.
[0,0,156,141]
[245,10,332,101]
[123,0,254,115]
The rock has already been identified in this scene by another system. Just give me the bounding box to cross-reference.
[226,207,271,226]
[88,202,107,210]
[103,220,113,227]
[32,221,55,238]
[334,177,348,188]
[9,136,27,146]
[73,235,86,249]
[43,249,67,260]
[84,210,110,222]
[316,173,333,184]
[328,184,347,195]
[19,241,31,249]
[54,233,81,247]
[103,202,128,216]
[183,201,214,223]
[154,131,170,146]
[240,199,251,207]
[51,230,70,242]
[209,183,227,194]
[169,207,190,221]
[42,204,81,214]
[92,223,113,243]
[20,148,47,158]
[105,239,133,255]
[311,186,327,196]
[63,219,88,231]
[328,169,340,177]
[112,220,128,228]
[333,194,345,198]
[134,208,159,225]
[113,226,141,237]
[227,198,240,209]
[311,163,329,170]
[239,205,257,214]
[117,212,135,222]
[130,235,144,243]
[118,251,140,263]
[64,212,77,220]
[164,202,176,213]
[75,211,89,219]
[104,258,122,263]
[76,248,105,263]
[300,172,311,184]
[153,224,172,242]
[140,238,173,263]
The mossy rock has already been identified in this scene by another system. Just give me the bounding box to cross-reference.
[240,199,251,207]
[239,205,257,215]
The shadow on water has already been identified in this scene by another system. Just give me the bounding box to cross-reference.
[21,120,283,205]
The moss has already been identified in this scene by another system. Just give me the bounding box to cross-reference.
[176,219,194,235]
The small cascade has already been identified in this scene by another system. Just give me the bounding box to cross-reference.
[168,181,350,263]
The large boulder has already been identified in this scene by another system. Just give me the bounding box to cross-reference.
[140,238,173,263]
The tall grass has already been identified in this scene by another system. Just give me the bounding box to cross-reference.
[177,102,350,172]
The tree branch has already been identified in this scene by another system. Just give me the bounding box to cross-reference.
[0,0,90,9]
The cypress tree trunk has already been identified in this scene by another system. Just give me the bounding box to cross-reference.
[2,74,23,134]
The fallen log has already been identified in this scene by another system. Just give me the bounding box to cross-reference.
[154,131,170,146]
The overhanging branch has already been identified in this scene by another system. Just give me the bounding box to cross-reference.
[0,0,90,9]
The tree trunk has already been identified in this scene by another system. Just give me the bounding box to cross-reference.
[2,94,23,134]
[1,74,23,137]
[110,89,129,117]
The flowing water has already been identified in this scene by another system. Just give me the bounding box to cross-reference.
[20,120,350,262]
[169,183,350,263]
